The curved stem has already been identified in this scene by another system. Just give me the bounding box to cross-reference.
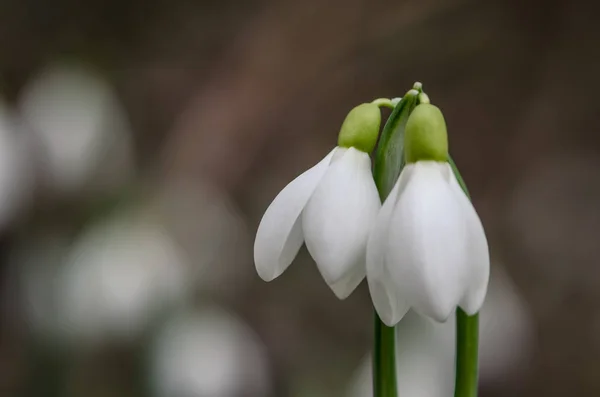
[448,156,480,397]
[372,98,396,109]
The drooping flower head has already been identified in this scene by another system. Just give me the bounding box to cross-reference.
[367,104,490,325]
[254,103,382,298]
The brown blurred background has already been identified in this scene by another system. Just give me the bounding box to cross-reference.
[0,0,598,396]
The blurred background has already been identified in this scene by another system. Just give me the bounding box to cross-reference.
[0,0,597,396]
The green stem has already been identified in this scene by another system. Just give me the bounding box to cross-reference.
[372,98,396,109]
[371,86,421,397]
[448,157,480,397]
[373,316,397,397]
[454,310,479,397]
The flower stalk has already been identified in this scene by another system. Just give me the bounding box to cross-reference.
[373,315,397,397]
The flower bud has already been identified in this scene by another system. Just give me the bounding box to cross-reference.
[404,104,448,163]
[337,103,381,153]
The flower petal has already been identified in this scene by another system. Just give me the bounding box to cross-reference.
[386,161,470,322]
[366,169,412,326]
[302,147,380,298]
[329,259,366,299]
[254,148,337,281]
[448,170,490,315]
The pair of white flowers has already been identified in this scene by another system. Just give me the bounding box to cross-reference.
[254,103,489,325]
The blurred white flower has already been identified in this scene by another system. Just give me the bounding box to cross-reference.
[478,266,533,384]
[348,311,454,397]
[19,61,134,197]
[347,265,533,397]
[56,212,189,344]
[150,307,271,397]
[0,102,33,229]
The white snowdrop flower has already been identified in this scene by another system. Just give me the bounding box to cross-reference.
[57,212,189,345]
[19,61,134,197]
[254,103,382,299]
[367,104,489,324]
[151,307,271,397]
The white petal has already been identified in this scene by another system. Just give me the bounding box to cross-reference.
[366,169,412,326]
[329,262,367,300]
[386,161,470,322]
[254,148,337,281]
[302,147,380,298]
[448,170,490,314]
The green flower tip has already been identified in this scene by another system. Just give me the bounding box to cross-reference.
[404,103,448,163]
[337,103,381,153]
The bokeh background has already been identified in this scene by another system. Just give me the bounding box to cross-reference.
[0,0,597,396]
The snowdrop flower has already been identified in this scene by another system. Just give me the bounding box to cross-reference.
[254,104,382,299]
[367,104,489,324]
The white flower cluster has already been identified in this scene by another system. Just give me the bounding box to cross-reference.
[254,103,489,325]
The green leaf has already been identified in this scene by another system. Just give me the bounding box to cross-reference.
[373,90,418,200]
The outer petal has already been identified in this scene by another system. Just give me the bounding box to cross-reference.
[329,260,368,300]
[366,168,412,326]
[254,148,337,281]
[302,147,380,299]
[448,170,490,314]
[386,161,470,322]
